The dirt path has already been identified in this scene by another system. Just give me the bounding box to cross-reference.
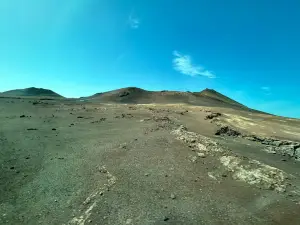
[0,98,300,225]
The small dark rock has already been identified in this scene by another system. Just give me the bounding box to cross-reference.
[52,128,57,131]
[163,217,170,221]
[119,91,130,97]
[77,116,84,118]
[215,126,240,137]
[10,166,15,170]
[99,167,107,173]
[27,128,38,131]
[170,193,176,199]
[20,115,26,118]
[205,112,221,120]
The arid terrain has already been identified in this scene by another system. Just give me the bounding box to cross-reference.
[1,87,300,225]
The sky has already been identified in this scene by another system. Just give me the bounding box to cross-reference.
[0,0,300,118]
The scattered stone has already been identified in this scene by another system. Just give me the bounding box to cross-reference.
[52,128,57,131]
[77,116,84,118]
[197,152,206,158]
[88,220,92,223]
[119,91,130,97]
[120,143,127,149]
[272,140,283,147]
[25,156,30,159]
[244,135,300,161]
[91,118,106,123]
[205,112,221,120]
[220,156,288,192]
[153,116,172,123]
[125,219,133,224]
[70,123,74,126]
[144,173,149,177]
[264,146,277,154]
[128,106,137,110]
[27,128,38,131]
[163,216,170,221]
[190,156,198,163]
[280,146,295,157]
[99,166,108,173]
[20,115,26,118]
[170,193,176,199]
[121,113,133,118]
[215,126,240,137]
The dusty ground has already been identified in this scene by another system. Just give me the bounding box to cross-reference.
[1,97,300,225]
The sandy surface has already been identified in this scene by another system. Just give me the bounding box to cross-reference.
[0,97,300,225]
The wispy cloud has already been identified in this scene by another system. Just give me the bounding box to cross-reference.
[261,86,270,91]
[261,86,271,95]
[128,13,140,29]
[172,51,215,78]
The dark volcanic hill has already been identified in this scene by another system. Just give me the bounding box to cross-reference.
[194,88,245,107]
[1,87,63,98]
[88,87,248,110]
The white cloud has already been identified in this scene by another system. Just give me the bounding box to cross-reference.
[261,86,270,91]
[128,14,140,29]
[261,86,271,95]
[172,51,215,78]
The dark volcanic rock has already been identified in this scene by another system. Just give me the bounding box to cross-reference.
[215,126,241,137]
[205,112,221,120]
[27,128,38,131]
[244,134,300,161]
[119,91,130,97]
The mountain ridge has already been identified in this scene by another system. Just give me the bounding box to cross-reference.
[1,87,64,98]
[1,86,250,111]
[88,87,249,110]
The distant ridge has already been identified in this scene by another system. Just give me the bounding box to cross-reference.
[195,88,245,107]
[87,87,249,110]
[1,87,64,98]
[0,86,252,111]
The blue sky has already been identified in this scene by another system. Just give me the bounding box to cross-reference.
[0,0,300,118]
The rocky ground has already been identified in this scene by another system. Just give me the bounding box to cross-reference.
[1,97,300,225]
